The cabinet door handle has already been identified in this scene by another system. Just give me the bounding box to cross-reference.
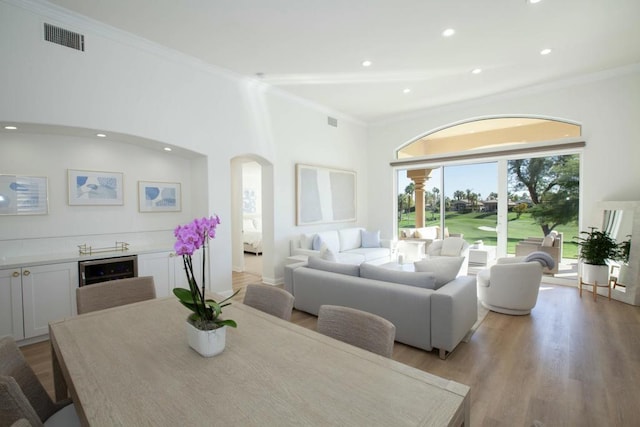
[23,270,30,276]
[12,271,20,278]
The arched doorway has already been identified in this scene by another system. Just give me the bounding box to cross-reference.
[230,155,275,283]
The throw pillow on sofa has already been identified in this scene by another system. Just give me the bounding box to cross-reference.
[307,256,360,276]
[361,230,381,248]
[414,256,464,288]
[320,243,338,261]
[440,237,464,256]
[312,234,322,250]
[360,263,436,289]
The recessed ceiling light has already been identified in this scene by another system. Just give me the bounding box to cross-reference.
[442,28,455,37]
[4,125,17,130]
[164,147,172,152]
[527,0,542,4]
[361,60,372,67]
[96,133,107,138]
[471,68,482,74]
[403,88,411,94]
[540,48,552,55]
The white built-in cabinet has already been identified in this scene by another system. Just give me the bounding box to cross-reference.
[138,251,202,298]
[0,268,24,340]
[0,262,78,341]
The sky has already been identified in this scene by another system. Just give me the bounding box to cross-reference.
[398,162,499,200]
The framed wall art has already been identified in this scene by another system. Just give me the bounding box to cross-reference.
[138,181,181,212]
[0,175,48,215]
[296,164,356,225]
[68,169,124,206]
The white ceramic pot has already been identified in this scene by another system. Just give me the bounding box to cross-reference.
[186,322,226,357]
[581,263,609,285]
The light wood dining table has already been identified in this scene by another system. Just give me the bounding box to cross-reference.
[49,296,470,426]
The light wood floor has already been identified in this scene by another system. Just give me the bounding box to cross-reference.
[21,273,640,426]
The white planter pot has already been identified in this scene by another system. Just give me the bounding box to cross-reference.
[581,263,609,285]
[186,322,226,357]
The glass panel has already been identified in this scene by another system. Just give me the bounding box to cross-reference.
[442,162,498,249]
[397,168,442,230]
[507,154,579,277]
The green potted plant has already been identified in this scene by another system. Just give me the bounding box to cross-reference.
[615,235,632,286]
[575,227,619,285]
[173,215,238,357]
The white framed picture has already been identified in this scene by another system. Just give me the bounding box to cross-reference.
[296,164,356,225]
[68,169,124,206]
[138,181,181,212]
[0,175,48,215]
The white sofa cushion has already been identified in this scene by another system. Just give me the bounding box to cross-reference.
[338,227,363,251]
[361,230,381,248]
[308,256,360,276]
[315,230,340,253]
[414,257,464,289]
[360,263,436,289]
[345,247,390,262]
[299,233,316,250]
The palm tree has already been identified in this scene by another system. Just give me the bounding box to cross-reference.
[404,183,415,213]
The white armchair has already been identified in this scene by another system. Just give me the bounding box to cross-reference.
[476,256,544,315]
[426,237,470,275]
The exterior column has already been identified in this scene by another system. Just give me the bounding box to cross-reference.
[407,169,428,228]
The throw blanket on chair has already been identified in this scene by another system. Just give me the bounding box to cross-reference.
[524,251,556,270]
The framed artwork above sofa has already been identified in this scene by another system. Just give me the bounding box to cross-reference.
[296,163,356,225]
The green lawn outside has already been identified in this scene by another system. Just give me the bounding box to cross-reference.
[399,211,578,259]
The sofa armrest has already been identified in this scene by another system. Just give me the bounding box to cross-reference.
[283,262,308,294]
[430,276,477,355]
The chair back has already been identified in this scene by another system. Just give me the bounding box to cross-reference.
[427,237,469,257]
[0,337,61,425]
[317,305,396,358]
[76,276,156,314]
[0,376,42,427]
[243,284,294,321]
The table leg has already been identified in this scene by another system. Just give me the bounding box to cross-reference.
[50,337,68,401]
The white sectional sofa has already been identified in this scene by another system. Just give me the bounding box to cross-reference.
[290,227,391,264]
[284,257,477,359]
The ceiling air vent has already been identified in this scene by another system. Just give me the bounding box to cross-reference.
[327,116,338,127]
[44,23,85,52]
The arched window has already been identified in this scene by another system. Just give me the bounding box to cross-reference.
[393,116,583,285]
[396,117,581,160]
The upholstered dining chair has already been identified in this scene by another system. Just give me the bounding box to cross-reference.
[316,305,396,358]
[243,284,295,321]
[0,337,80,427]
[76,276,156,315]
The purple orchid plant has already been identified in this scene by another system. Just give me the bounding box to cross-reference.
[173,215,238,330]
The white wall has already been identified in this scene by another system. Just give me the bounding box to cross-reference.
[366,68,640,239]
[0,131,199,255]
[0,0,368,287]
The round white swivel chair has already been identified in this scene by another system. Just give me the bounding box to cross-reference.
[476,256,544,315]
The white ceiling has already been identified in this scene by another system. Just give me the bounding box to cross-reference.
[46,0,640,123]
